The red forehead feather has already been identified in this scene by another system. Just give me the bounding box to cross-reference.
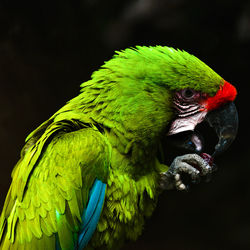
[205,81,237,111]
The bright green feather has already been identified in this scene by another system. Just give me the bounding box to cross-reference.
[0,46,223,250]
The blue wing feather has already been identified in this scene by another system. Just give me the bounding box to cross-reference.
[55,179,106,250]
[77,179,106,249]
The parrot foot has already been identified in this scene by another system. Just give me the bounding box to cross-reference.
[160,154,214,191]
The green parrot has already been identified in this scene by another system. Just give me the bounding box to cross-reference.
[0,46,238,250]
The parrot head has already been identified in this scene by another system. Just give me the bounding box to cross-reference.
[87,46,238,165]
[167,79,238,157]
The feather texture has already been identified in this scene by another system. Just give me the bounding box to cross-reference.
[0,46,225,249]
[78,179,106,249]
[0,121,110,249]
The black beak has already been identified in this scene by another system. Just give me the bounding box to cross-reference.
[206,102,238,157]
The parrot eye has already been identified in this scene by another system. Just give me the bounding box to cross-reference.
[181,89,196,99]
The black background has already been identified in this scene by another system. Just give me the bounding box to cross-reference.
[0,0,249,249]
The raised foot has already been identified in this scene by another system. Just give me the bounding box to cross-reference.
[160,153,215,191]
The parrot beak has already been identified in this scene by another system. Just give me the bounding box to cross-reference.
[206,102,238,157]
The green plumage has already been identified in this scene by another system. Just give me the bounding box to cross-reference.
[0,46,223,249]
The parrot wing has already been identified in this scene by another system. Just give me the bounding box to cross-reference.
[0,119,110,250]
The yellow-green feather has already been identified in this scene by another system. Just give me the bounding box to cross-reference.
[0,124,110,249]
[0,45,224,249]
